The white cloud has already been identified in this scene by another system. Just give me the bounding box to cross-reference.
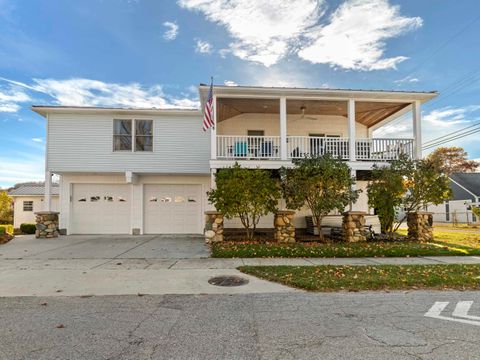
[31,137,43,143]
[423,105,480,127]
[224,80,238,86]
[0,86,31,112]
[163,21,179,41]
[298,0,422,70]
[395,76,420,84]
[194,39,212,54]
[179,0,421,70]
[179,0,323,66]
[0,77,199,109]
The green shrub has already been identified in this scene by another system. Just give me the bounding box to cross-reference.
[0,227,5,236]
[0,224,14,235]
[20,223,36,234]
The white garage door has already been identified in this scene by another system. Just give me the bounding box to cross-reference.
[71,184,131,234]
[144,184,202,234]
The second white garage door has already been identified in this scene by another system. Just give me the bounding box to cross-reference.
[144,184,202,234]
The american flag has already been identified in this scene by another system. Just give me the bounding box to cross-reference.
[202,80,214,131]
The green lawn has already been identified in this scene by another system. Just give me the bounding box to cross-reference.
[212,229,480,258]
[239,264,480,291]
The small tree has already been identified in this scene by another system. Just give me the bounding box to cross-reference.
[426,147,478,175]
[0,191,13,225]
[367,160,408,237]
[280,155,359,242]
[368,155,451,239]
[207,164,281,240]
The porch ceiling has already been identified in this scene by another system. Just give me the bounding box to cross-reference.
[216,98,411,128]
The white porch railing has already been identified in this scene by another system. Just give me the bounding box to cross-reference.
[356,138,414,161]
[287,136,350,159]
[216,135,281,159]
[216,135,413,161]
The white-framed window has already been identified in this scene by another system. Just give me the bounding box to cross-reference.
[23,201,33,212]
[113,119,153,152]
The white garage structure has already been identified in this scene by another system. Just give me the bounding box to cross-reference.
[59,174,211,235]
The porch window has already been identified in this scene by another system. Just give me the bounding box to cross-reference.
[23,201,33,212]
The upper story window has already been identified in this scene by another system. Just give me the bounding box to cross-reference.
[135,120,153,151]
[23,201,33,212]
[113,119,153,152]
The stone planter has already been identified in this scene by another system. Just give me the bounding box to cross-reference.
[274,210,295,243]
[407,212,433,242]
[35,211,60,238]
[204,211,224,243]
[342,211,367,242]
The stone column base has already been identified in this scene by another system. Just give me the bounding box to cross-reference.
[35,211,60,238]
[274,210,295,243]
[342,211,367,242]
[204,211,224,243]
[407,212,433,242]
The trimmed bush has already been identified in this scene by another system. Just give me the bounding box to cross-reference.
[0,224,14,235]
[0,227,5,235]
[20,223,36,235]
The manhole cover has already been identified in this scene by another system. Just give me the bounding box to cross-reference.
[208,275,249,287]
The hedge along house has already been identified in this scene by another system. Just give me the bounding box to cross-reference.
[9,184,60,228]
[32,85,437,235]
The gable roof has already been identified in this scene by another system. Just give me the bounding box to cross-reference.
[8,184,59,196]
[450,173,480,197]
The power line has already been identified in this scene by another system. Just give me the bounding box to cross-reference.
[423,120,480,146]
[402,14,480,80]
[422,127,480,150]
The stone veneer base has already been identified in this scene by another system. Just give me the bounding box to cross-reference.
[342,211,367,242]
[274,210,296,243]
[35,211,60,239]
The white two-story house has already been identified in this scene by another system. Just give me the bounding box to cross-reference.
[33,85,437,235]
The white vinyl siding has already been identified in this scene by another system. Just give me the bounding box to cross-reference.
[47,113,209,173]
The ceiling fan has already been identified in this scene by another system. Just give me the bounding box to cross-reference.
[299,105,317,120]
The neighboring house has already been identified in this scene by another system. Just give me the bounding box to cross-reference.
[428,173,480,223]
[9,184,60,228]
[32,85,437,235]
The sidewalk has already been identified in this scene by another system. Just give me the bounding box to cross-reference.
[1,256,479,297]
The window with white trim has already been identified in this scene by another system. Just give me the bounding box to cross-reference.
[113,119,153,152]
[23,201,33,212]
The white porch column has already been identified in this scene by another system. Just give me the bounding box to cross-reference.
[349,168,356,211]
[280,96,287,160]
[211,94,217,160]
[348,99,356,161]
[412,100,422,159]
[210,168,217,189]
[44,170,52,211]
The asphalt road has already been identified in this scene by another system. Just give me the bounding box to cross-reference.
[1,291,480,360]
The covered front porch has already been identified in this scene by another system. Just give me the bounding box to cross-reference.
[199,85,437,166]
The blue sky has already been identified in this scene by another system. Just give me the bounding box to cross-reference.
[1,0,479,187]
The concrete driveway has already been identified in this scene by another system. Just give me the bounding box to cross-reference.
[0,234,209,261]
[0,235,294,297]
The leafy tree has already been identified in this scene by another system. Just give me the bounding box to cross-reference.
[367,160,407,236]
[207,164,281,240]
[0,191,13,225]
[426,147,478,175]
[368,155,451,239]
[280,154,359,242]
[472,206,480,219]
